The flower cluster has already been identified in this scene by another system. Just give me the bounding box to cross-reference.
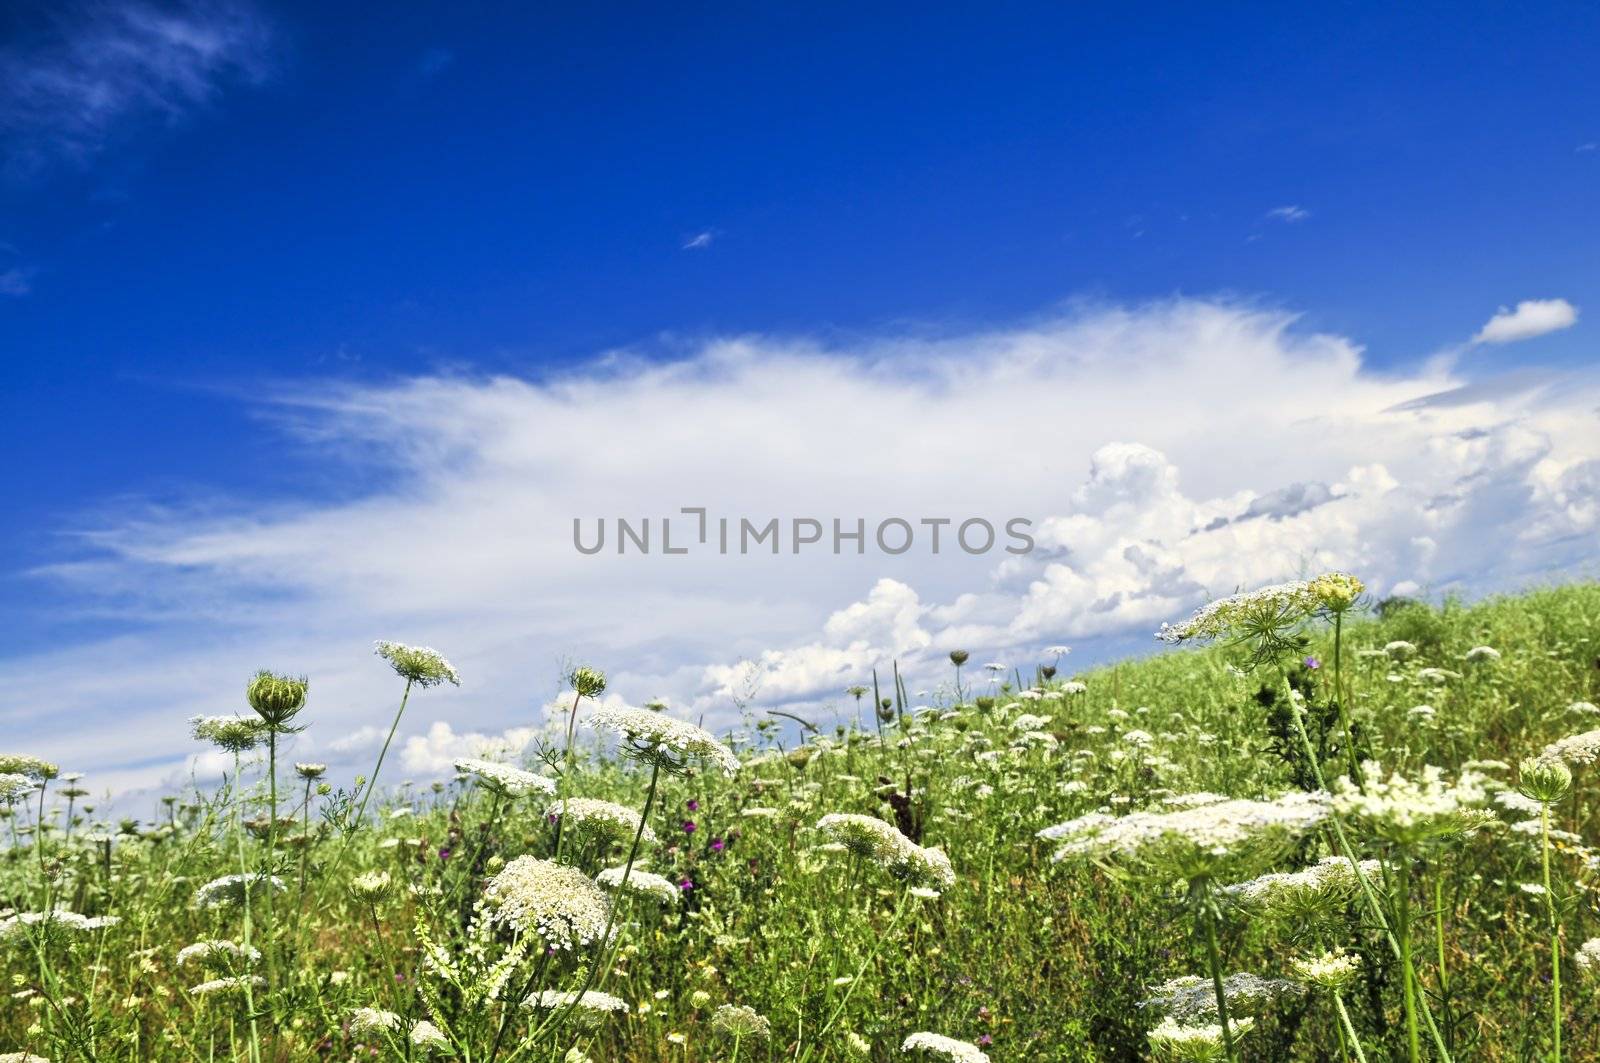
[176,939,261,969]
[0,910,119,941]
[1155,580,1318,645]
[194,873,287,909]
[1220,855,1382,917]
[1332,762,1492,846]
[481,856,612,950]
[374,641,461,687]
[1143,973,1301,1024]
[0,755,58,779]
[817,813,956,887]
[1291,949,1362,992]
[1039,792,1330,879]
[587,704,740,776]
[548,797,658,844]
[900,1031,990,1063]
[1540,729,1600,766]
[455,757,556,798]
[1148,1016,1252,1062]
[595,865,679,903]
[189,716,266,754]
[711,1003,771,1039]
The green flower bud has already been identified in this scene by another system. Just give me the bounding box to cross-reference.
[570,666,607,698]
[948,650,969,667]
[1519,757,1573,805]
[246,671,309,728]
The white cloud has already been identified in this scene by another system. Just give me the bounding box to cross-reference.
[682,231,715,250]
[0,1,274,169]
[1265,205,1310,223]
[8,298,1599,806]
[1472,299,1579,345]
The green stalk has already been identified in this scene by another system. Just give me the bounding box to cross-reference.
[1201,895,1238,1063]
[1542,802,1562,1063]
[1397,859,1422,1063]
[350,677,414,839]
[1333,993,1371,1063]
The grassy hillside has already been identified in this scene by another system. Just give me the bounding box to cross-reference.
[3,580,1599,1061]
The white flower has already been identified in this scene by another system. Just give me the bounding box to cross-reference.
[900,1031,989,1063]
[1384,640,1418,659]
[525,989,630,1014]
[587,704,739,776]
[176,940,261,969]
[1333,761,1491,845]
[0,774,35,802]
[816,813,955,887]
[740,806,780,818]
[1290,950,1362,992]
[1148,1016,1253,1059]
[374,641,460,687]
[711,1004,771,1039]
[195,873,286,909]
[1541,729,1600,766]
[1156,580,1317,644]
[349,1006,402,1033]
[410,1019,449,1049]
[1464,645,1501,662]
[189,975,264,999]
[481,857,611,950]
[0,910,119,941]
[548,798,657,843]
[1575,938,1600,976]
[455,757,556,798]
[1221,856,1382,914]
[595,866,679,903]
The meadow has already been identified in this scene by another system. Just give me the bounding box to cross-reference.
[3,577,1600,1062]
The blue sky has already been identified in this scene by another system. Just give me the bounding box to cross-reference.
[1,2,1596,799]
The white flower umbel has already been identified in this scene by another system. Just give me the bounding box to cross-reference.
[548,798,658,844]
[525,989,630,1018]
[1148,1016,1253,1061]
[189,975,265,999]
[587,704,739,776]
[711,1003,771,1039]
[816,813,956,887]
[0,910,119,942]
[1332,762,1492,846]
[481,856,612,951]
[1144,973,1301,1025]
[349,1006,403,1033]
[1156,581,1317,645]
[194,873,287,909]
[373,641,460,687]
[595,866,678,903]
[1221,855,1383,916]
[454,757,556,798]
[1541,729,1600,766]
[900,1031,990,1063]
[176,939,261,969]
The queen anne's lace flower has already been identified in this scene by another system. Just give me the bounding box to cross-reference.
[190,975,264,999]
[1040,792,1330,878]
[349,1006,402,1033]
[587,705,739,775]
[1156,581,1318,645]
[482,857,611,950]
[595,866,678,903]
[816,813,956,887]
[189,716,265,753]
[195,873,286,909]
[455,757,556,797]
[900,1031,990,1062]
[374,641,460,687]
[549,798,657,843]
[1575,938,1600,976]
[410,1020,449,1049]
[1332,762,1492,845]
[712,1004,770,1039]
[0,755,58,779]
[0,910,119,941]
[525,989,630,1014]
[176,939,261,969]
[0,775,34,802]
[1148,1016,1253,1061]
[1541,729,1600,766]
[1220,856,1382,915]
[1143,973,1300,1023]
[1291,950,1362,992]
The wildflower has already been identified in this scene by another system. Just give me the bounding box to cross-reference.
[1518,756,1573,804]
[455,757,556,798]
[1156,580,1318,659]
[410,1020,449,1050]
[846,1031,873,1055]
[374,641,460,687]
[1060,681,1087,694]
[1148,1016,1253,1061]
[0,910,119,942]
[1143,973,1300,1024]
[1332,762,1492,846]
[1464,645,1501,663]
[0,756,56,780]
[0,1053,50,1062]
[900,1031,990,1063]
[294,762,327,780]
[1385,640,1418,659]
[1568,701,1600,717]
[0,775,34,802]
[1309,572,1364,613]
[350,870,393,903]
[194,873,287,909]
[1540,729,1600,766]
[524,989,630,1024]
[189,975,264,999]
[587,704,739,776]
[741,806,779,818]
[949,650,970,667]
[1039,792,1330,880]
[817,813,956,886]
[481,856,611,950]
[548,797,657,843]
[1291,950,1362,992]
[569,666,607,698]
[595,866,679,904]
[711,1004,771,1039]
[176,940,261,969]
[245,670,308,729]
[189,716,265,754]
[1575,938,1600,976]
[349,1006,402,1033]
[1220,856,1382,917]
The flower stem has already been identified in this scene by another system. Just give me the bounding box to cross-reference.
[1201,895,1238,1063]
[1333,993,1370,1063]
[1542,802,1562,1063]
[350,678,413,838]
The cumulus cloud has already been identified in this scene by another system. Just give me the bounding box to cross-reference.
[1473,299,1579,345]
[8,298,1599,805]
[0,0,274,169]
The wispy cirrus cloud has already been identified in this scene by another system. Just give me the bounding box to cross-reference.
[0,1,275,171]
[1264,205,1311,223]
[1472,298,1579,345]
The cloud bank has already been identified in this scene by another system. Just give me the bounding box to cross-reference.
[9,298,1598,808]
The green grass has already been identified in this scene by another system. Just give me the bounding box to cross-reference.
[2,580,1599,1061]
